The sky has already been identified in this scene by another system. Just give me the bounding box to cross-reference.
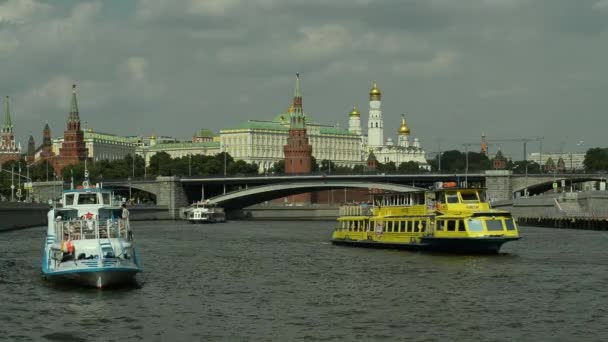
[1,0,607,160]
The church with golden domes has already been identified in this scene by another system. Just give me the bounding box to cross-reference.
[350,82,429,170]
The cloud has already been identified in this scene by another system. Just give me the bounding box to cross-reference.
[0,0,49,24]
[2,0,608,157]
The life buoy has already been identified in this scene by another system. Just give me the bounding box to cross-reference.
[62,239,74,254]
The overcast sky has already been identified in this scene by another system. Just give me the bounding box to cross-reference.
[1,0,607,160]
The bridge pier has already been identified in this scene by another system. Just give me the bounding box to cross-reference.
[156,176,188,219]
[485,170,513,202]
[30,181,65,204]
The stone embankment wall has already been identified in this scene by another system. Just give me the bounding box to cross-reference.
[0,204,172,232]
[492,190,608,230]
[0,202,50,232]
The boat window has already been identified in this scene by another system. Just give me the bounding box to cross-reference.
[102,193,110,205]
[446,194,459,203]
[460,193,479,202]
[505,219,517,231]
[78,194,98,205]
[400,221,406,232]
[467,219,484,232]
[486,220,504,231]
[437,220,444,231]
[413,223,419,233]
[447,220,456,231]
[419,221,427,232]
[458,220,466,232]
[65,194,74,205]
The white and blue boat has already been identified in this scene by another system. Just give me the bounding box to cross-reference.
[42,183,142,288]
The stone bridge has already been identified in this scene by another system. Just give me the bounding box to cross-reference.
[29,172,607,218]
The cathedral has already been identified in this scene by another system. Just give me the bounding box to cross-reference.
[349,82,429,169]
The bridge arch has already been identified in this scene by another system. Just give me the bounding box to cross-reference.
[206,181,424,210]
[513,177,606,196]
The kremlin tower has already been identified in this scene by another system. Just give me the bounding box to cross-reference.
[0,96,21,165]
[367,82,384,147]
[283,73,313,202]
[55,85,88,175]
[40,123,55,160]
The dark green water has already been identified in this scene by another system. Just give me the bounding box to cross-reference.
[1,221,607,341]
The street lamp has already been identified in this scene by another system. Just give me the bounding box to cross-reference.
[223,144,228,194]
[10,164,15,202]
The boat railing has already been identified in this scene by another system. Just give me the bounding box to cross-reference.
[54,218,131,241]
[339,205,373,217]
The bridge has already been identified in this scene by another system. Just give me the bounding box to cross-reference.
[29,171,607,218]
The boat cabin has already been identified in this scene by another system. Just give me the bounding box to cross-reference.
[62,188,119,208]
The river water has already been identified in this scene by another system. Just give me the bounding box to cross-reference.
[1,221,607,341]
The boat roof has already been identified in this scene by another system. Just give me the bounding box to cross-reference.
[62,187,113,193]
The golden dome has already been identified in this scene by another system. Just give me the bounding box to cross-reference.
[369,81,381,96]
[349,104,360,117]
[287,104,294,113]
[398,114,410,135]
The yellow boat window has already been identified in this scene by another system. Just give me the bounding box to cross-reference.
[446,194,459,203]
[400,221,406,233]
[447,220,457,231]
[437,220,445,231]
[486,219,504,231]
[458,220,466,232]
[460,192,479,202]
[505,219,517,231]
[420,221,427,232]
[467,219,484,232]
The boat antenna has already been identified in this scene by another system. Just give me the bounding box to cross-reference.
[82,160,90,188]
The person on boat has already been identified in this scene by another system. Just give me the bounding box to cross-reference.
[61,234,75,262]
[121,203,133,241]
[121,203,130,220]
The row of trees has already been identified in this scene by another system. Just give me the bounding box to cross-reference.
[3,147,608,198]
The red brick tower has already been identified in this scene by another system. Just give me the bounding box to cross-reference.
[0,96,21,165]
[283,73,313,202]
[40,123,55,160]
[55,85,88,175]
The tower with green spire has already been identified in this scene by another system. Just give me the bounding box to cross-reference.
[56,84,88,175]
[0,96,21,165]
[283,73,313,202]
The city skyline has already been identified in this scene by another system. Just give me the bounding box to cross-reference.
[1,0,605,158]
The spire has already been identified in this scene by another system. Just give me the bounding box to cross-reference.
[2,96,12,133]
[69,84,79,123]
[294,72,301,98]
[290,73,305,129]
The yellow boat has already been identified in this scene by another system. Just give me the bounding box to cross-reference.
[331,185,520,253]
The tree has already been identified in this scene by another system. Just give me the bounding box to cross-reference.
[584,148,608,172]
[398,161,425,174]
[149,152,172,176]
[378,161,397,174]
[271,160,285,174]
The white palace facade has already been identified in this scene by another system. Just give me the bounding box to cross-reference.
[130,80,429,173]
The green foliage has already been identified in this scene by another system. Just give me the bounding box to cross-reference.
[584,148,608,172]
[271,160,285,174]
[397,161,426,174]
[511,160,541,174]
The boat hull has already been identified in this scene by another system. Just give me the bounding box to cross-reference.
[43,267,140,288]
[332,236,520,254]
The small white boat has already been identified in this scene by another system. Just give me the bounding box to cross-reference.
[184,201,226,223]
[42,184,142,288]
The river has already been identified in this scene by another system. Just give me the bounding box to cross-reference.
[1,221,607,341]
